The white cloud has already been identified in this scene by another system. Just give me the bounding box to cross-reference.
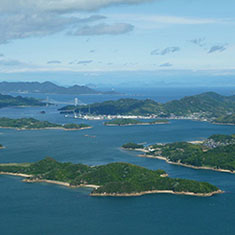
[0,13,107,43]
[107,14,234,26]
[0,0,155,13]
[0,0,146,43]
[72,23,134,36]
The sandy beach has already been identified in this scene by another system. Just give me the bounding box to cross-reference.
[91,189,223,197]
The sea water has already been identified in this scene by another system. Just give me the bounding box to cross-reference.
[0,88,235,235]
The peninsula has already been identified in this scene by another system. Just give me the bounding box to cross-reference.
[0,158,221,197]
[0,93,45,109]
[0,117,91,130]
[122,134,235,173]
[104,118,169,126]
[59,92,235,123]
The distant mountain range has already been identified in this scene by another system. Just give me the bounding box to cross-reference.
[60,92,235,120]
[0,81,118,95]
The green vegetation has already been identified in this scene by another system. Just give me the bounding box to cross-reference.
[126,134,235,172]
[59,92,235,120]
[0,144,3,148]
[0,93,45,108]
[207,134,235,143]
[0,158,219,196]
[104,118,168,126]
[213,114,235,125]
[62,123,91,130]
[0,117,91,130]
[122,143,144,149]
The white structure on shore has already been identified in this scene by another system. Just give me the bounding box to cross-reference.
[75,98,79,106]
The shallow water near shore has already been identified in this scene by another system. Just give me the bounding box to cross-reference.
[1,89,235,235]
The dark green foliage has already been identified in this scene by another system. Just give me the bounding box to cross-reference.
[208,134,235,142]
[0,158,219,195]
[0,93,45,108]
[122,143,144,149]
[60,92,235,118]
[104,118,168,126]
[163,92,235,117]
[60,98,163,115]
[0,117,91,130]
[148,135,235,171]
[214,114,235,124]
[63,123,90,129]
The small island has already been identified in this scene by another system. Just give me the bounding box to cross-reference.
[104,118,169,126]
[122,134,235,173]
[0,144,4,149]
[0,158,221,197]
[0,117,91,130]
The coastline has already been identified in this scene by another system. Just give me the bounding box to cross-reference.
[91,189,223,197]
[0,126,92,131]
[0,172,100,189]
[105,122,169,127]
[0,171,33,177]
[138,154,235,174]
[23,179,100,189]
[121,147,149,153]
[0,172,222,197]
[212,122,235,126]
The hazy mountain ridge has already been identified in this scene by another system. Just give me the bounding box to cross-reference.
[0,81,118,95]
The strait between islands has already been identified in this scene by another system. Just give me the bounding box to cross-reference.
[0,158,222,197]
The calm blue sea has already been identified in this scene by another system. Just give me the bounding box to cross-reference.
[0,87,235,235]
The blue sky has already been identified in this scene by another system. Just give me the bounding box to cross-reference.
[0,0,235,86]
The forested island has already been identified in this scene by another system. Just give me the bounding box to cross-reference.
[0,144,3,149]
[104,118,169,126]
[0,93,45,109]
[122,134,235,173]
[59,92,235,123]
[0,158,221,197]
[0,81,118,95]
[0,117,91,130]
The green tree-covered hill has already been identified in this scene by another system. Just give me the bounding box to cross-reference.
[0,158,220,196]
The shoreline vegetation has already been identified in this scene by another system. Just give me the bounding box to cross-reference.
[138,154,235,174]
[0,117,91,131]
[122,134,235,174]
[0,158,221,197]
[59,92,235,125]
[104,118,169,126]
[0,93,45,109]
